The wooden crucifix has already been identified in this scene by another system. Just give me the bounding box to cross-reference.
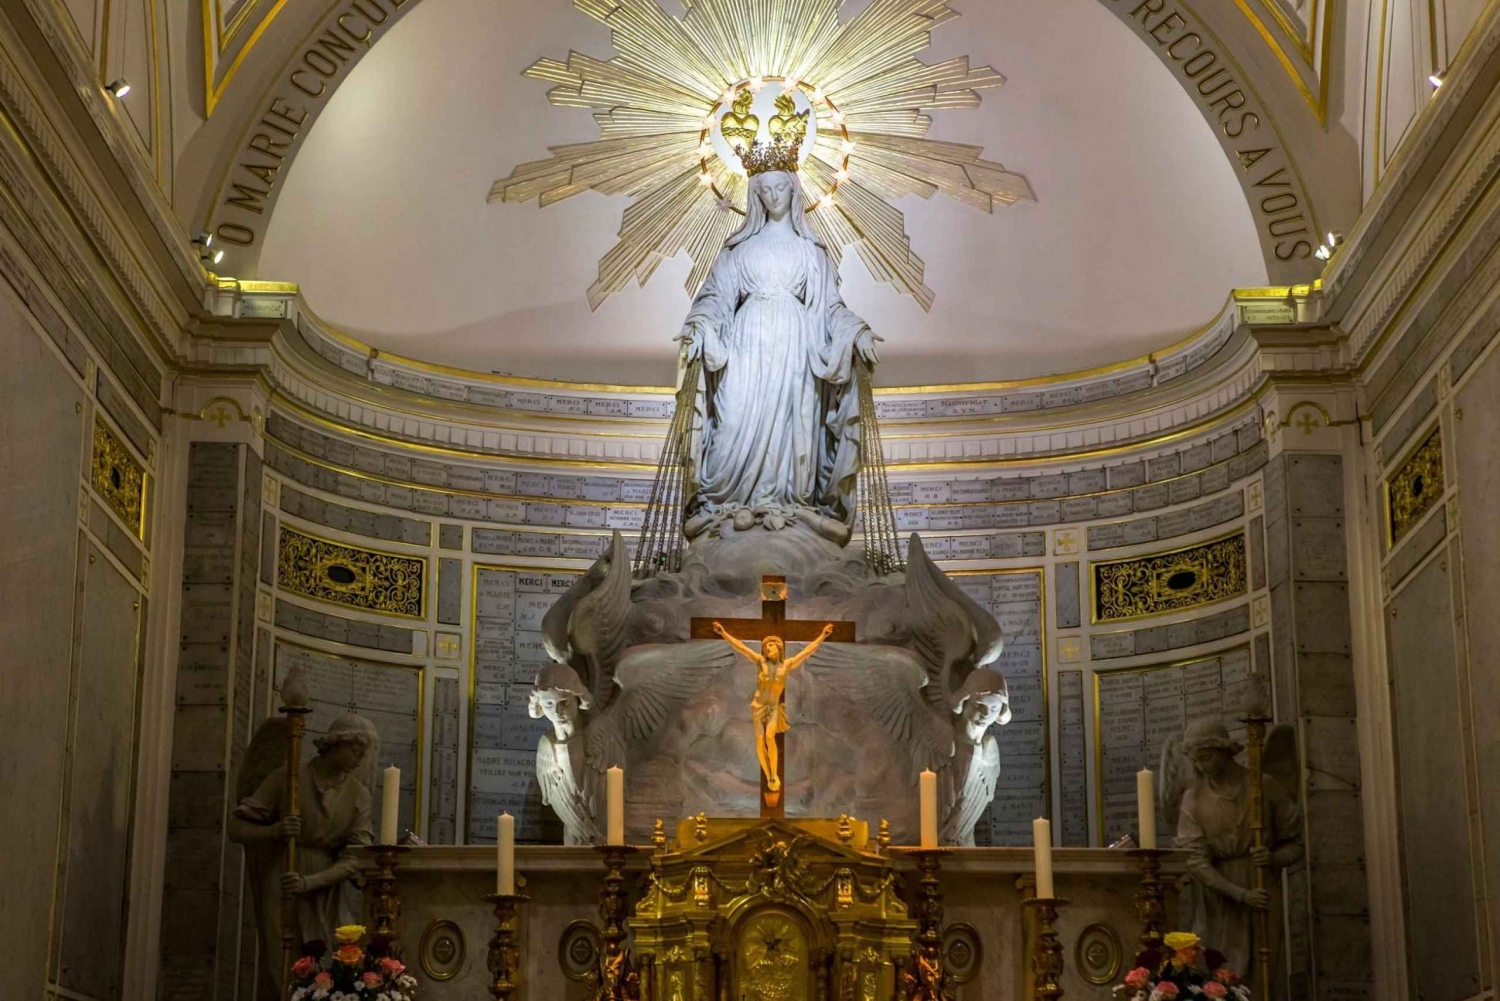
[690,575,855,817]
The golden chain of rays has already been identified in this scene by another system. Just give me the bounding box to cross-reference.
[489,0,1033,311]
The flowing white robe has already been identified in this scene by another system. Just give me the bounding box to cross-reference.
[683,229,866,523]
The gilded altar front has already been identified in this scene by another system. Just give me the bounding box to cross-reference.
[631,819,916,1001]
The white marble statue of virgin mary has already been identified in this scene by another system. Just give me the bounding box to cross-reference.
[677,169,880,538]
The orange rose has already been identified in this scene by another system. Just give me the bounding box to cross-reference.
[333,944,364,966]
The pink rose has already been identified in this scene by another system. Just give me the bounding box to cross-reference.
[1124,967,1152,988]
[1203,983,1227,999]
[290,956,317,979]
[312,972,333,990]
[362,971,383,988]
[1154,984,1179,999]
[378,957,406,976]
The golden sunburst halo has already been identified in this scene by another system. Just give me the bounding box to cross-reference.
[489,0,1034,311]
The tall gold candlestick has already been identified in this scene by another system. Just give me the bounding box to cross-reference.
[1242,709,1273,995]
[1024,896,1069,1001]
[484,892,529,1001]
[279,703,311,1001]
[364,844,410,954]
[1126,847,1169,955]
[901,848,953,1001]
[593,844,641,1001]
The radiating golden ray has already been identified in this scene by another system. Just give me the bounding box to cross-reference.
[489,0,1032,310]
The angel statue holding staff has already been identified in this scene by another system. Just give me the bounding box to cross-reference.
[677,90,881,539]
[713,620,835,791]
[229,710,378,996]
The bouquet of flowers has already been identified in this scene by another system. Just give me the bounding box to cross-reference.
[288,924,418,1001]
[1114,932,1250,1001]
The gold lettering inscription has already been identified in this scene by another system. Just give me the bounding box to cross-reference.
[213,0,422,253]
[1108,0,1313,263]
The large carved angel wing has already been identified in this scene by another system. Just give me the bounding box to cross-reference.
[583,642,737,776]
[802,642,955,778]
[238,715,292,804]
[543,531,634,709]
[905,533,1005,709]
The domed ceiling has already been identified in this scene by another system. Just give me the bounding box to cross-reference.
[258,0,1268,387]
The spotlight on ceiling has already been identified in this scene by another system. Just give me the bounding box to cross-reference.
[1429,72,1445,88]
[1314,244,1332,261]
[106,79,131,98]
[192,233,224,267]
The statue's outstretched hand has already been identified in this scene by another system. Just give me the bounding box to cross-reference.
[855,329,882,366]
[712,621,727,637]
[821,623,834,638]
[674,326,702,362]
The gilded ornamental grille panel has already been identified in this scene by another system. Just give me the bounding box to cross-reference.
[91,416,146,537]
[276,526,425,618]
[1091,533,1247,623]
[1386,426,1444,545]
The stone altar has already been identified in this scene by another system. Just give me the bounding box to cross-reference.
[359,843,1183,1000]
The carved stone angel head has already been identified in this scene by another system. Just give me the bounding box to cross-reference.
[312,713,379,777]
[530,662,593,734]
[950,667,1012,737]
[1182,719,1244,780]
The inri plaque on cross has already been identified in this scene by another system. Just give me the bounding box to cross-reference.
[691,575,855,817]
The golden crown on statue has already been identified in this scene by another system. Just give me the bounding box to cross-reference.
[724,90,808,176]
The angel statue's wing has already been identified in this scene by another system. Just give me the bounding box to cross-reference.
[583,642,737,777]
[905,533,1005,710]
[541,542,610,664]
[238,716,292,804]
[802,642,955,779]
[543,531,634,709]
[1158,732,1189,833]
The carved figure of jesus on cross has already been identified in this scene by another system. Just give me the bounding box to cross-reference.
[691,576,856,816]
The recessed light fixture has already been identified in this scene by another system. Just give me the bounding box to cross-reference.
[106,79,130,98]
[1314,245,1332,261]
[210,248,225,266]
[1429,72,1444,88]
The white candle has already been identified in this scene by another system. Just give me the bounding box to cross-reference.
[607,766,625,845]
[1137,769,1157,850]
[919,770,938,848]
[380,765,400,845]
[1032,817,1054,898]
[497,813,515,894]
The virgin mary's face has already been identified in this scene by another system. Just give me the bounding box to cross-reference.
[757,172,794,220]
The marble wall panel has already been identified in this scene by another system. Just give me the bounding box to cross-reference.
[1373,527,1479,995]
[56,545,140,997]
[438,557,463,625]
[1449,305,1500,380]
[1374,380,1437,469]
[0,311,86,994]
[1383,505,1446,590]
[1452,341,1500,970]
[1054,562,1080,629]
